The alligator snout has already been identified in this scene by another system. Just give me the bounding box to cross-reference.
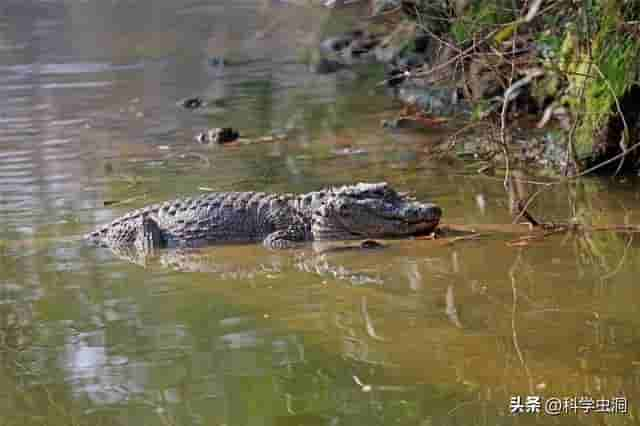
[404,203,442,223]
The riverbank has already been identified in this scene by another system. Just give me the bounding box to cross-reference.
[319,0,640,175]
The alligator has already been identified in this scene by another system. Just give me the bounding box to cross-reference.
[86,182,442,258]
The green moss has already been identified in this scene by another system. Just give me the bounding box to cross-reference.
[573,0,640,156]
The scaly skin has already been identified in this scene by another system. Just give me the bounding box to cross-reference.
[86,182,442,256]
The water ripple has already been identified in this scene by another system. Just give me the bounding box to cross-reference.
[0,61,143,75]
[0,81,113,90]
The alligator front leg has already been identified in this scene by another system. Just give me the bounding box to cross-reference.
[263,226,308,249]
[135,215,165,253]
[105,216,165,267]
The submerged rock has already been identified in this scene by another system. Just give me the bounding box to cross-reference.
[320,32,360,56]
[395,84,468,117]
[208,56,225,68]
[370,0,401,15]
[179,97,205,110]
[312,57,347,74]
[317,30,381,71]
[196,127,240,145]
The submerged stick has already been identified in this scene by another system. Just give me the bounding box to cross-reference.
[437,222,640,236]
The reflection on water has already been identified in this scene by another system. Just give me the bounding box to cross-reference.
[1,0,640,425]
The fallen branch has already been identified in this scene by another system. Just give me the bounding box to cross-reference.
[514,199,540,227]
[438,222,640,236]
[376,26,503,87]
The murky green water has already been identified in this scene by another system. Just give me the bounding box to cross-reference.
[1,1,639,425]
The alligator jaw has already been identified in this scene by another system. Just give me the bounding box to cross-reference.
[408,218,440,236]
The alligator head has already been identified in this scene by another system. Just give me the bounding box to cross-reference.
[310,182,441,240]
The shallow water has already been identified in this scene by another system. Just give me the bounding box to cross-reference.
[1,1,639,425]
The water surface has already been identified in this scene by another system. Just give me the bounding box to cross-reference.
[1,1,639,425]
